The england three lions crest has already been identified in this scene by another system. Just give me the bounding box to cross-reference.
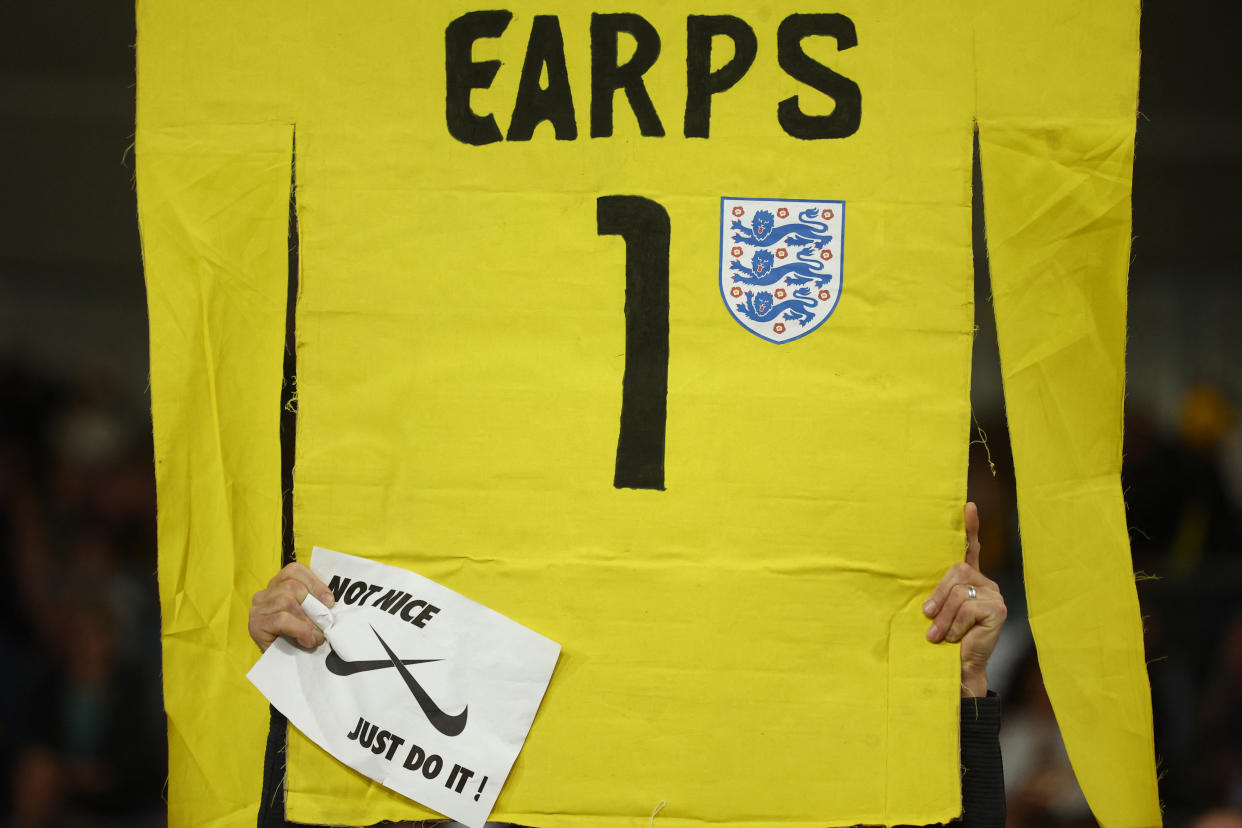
[719,197,844,344]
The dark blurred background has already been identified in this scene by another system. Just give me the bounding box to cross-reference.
[0,2,1239,827]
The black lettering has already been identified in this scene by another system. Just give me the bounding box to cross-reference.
[373,588,402,612]
[400,599,428,622]
[328,575,349,603]
[412,604,440,628]
[373,730,390,756]
[346,716,364,741]
[446,10,514,145]
[358,721,378,749]
[384,734,405,761]
[360,583,383,606]
[507,15,577,141]
[344,580,368,605]
[403,743,426,771]
[388,591,412,617]
[422,754,444,779]
[776,14,861,139]
[597,195,670,490]
[684,15,757,139]
[446,763,475,793]
[590,13,664,138]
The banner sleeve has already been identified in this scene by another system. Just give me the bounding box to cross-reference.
[974,2,1161,825]
[138,122,293,828]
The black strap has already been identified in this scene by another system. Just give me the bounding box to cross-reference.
[257,134,303,828]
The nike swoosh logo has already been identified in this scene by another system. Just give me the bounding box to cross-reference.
[325,648,440,676]
[370,626,469,737]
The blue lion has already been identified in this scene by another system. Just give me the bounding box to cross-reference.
[731,207,832,249]
[734,287,819,327]
[729,247,829,288]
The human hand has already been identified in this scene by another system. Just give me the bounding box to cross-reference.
[248,562,336,651]
[922,502,1007,697]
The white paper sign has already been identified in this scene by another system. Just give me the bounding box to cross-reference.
[247,547,561,828]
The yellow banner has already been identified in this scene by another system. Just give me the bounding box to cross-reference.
[138,2,1158,826]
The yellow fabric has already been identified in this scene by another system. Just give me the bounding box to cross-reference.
[137,123,293,826]
[975,5,1159,826]
[137,1,1159,826]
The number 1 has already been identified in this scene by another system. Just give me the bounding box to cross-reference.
[597,196,670,491]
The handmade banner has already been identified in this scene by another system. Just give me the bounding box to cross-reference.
[248,548,560,828]
[139,2,1160,826]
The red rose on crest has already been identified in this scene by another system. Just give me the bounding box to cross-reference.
[819,289,831,301]
[821,208,834,220]
[732,206,744,217]
[777,207,789,218]
[731,246,743,257]
[820,249,833,260]
[773,323,786,334]
[776,248,788,259]
[730,286,743,298]
[775,288,787,299]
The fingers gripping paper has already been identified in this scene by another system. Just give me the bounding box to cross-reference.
[247,549,560,828]
[137,1,1160,827]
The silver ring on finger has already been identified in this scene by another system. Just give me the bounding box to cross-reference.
[964,584,977,600]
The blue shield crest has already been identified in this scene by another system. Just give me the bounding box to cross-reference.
[719,197,845,344]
